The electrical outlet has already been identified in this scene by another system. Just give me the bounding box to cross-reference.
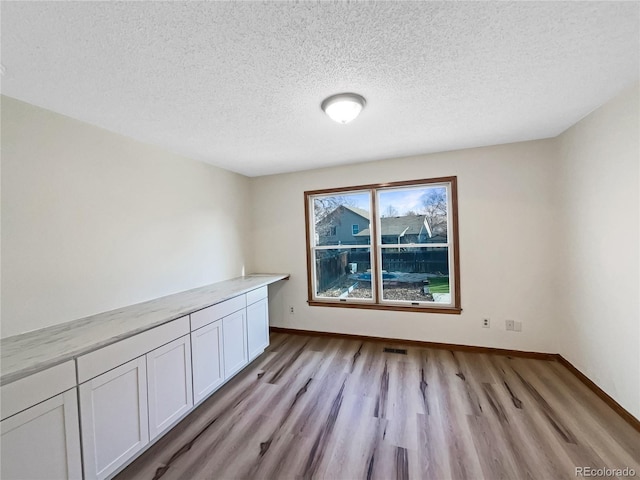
[505,320,515,331]
[289,306,295,314]
[514,321,522,332]
[482,318,490,328]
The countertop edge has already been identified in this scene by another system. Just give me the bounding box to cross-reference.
[1,273,289,386]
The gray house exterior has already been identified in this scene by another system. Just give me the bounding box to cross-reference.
[317,206,448,247]
[315,206,370,246]
[356,215,429,244]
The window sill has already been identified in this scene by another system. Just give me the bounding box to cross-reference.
[307,300,462,315]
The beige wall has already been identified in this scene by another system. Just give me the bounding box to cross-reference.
[2,84,637,419]
[249,139,559,353]
[1,96,251,337]
[556,83,640,419]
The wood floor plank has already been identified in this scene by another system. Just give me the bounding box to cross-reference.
[516,359,640,472]
[466,413,520,480]
[546,360,640,458]
[315,393,378,479]
[416,412,453,480]
[116,332,640,480]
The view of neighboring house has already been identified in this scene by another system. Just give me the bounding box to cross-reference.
[316,205,447,246]
[315,205,371,245]
[356,214,447,245]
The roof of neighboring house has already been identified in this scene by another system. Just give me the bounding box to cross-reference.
[355,215,427,237]
[318,207,447,239]
[317,205,370,227]
[342,205,370,220]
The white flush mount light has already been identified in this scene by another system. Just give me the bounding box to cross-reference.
[321,93,366,124]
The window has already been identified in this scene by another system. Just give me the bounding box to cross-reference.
[305,177,461,313]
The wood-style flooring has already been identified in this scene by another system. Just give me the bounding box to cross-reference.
[117,332,640,480]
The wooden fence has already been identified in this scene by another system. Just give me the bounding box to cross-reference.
[315,251,349,291]
[347,250,448,274]
[316,250,448,292]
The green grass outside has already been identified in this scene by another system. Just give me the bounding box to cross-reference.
[428,276,450,294]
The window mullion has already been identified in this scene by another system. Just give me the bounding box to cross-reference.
[371,188,381,304]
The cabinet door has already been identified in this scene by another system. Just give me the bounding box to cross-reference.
[79,357,149,480]
[222,309,248,379]
[147,335,193,440]
[247,297,269,360]
[1,389,82,480]
[191,320,225,405]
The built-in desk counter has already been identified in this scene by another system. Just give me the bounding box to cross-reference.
[1,274,288,386]
[0,273,288,480]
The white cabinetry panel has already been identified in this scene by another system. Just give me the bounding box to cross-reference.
[1,278,281,480]
[77,316,189,384]
[191,320,225,405]
[247,297,269,361]
[1,389,82,480]
[190,295,246,331]
[246,286,267,306]
[146,335,193,440]
[222,310,248,379]
[79,357,149,480]
[1,361,76,421]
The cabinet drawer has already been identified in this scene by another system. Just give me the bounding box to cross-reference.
[246,286,268,306]
[77,316,190,384]
[190,295,246,331]
[1,361,76,420]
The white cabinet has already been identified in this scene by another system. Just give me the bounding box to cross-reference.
[246,286,268,306]
[1,280,279,480]
[191,296,245,331]
[223,309,248,378]
[1,389,82,480]
[247,297,269,360]
[77,317,190,384]
[79,357,149,480]
[191,319,225,405]
[146,336,193,440]
[1,361,77,421]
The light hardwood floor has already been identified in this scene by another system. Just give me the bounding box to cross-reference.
[117,332,640,480]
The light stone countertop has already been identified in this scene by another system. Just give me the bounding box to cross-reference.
[0,274,289,386]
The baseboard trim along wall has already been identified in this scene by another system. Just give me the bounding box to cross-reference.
[555,355,640,433]
[269,326,640,433]
[269,326,556,360]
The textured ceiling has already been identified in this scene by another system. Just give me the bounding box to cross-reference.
[1,2,639,177]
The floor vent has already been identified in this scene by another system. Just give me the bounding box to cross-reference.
[383,347,408,355]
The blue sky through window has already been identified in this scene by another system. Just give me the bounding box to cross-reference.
[315,186,447,218]
[379,186,446,216]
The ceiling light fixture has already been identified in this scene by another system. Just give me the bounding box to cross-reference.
[321,92,366,124]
